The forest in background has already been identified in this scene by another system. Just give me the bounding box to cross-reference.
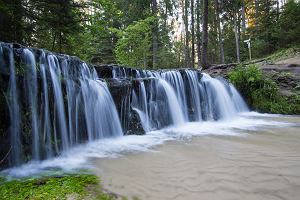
[0,0,299,69]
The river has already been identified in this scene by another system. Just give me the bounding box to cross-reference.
[93,114,300,200]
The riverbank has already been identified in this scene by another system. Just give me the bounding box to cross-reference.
[0,173,119,200]
[92,114,300,200]
[204,46,300,114]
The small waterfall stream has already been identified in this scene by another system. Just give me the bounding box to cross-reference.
[0,43,249,169]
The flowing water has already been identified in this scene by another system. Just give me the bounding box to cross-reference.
[93,114,300,200]
[1,43,300,200]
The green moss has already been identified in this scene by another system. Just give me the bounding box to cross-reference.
[0,174,116,200]
[0,176,5,183]
[229,65,300,114]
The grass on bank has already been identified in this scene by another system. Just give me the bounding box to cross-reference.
[0,173,116,200]
[243,45,300,65]
[265,45,300,64]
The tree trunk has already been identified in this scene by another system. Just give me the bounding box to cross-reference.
[241,0,246,32]
[52,32,57,51]
[191,0,195,68]
[215,0,225,64]
[255,0,259,25]
[201,0,209,69]
[234,14,240,63]
[196,0,201,68]
[276,0,280,20]
[152,0,158,69]
[184,0,191,68]
[59,31,62,53]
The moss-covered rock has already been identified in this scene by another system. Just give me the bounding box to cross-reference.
[0,173,117,200]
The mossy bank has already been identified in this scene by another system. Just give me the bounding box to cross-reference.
[205,47,300,114]
[229,65,300,114]
[0,173,120,200]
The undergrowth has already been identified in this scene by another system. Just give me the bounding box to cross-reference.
[0,173,116,200]
[229,64,300,114]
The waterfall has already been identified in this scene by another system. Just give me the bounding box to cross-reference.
[40,52,53,158]
[157,79,185,125]
[0,43,250,168]
[0,44,123,167]
[47,54,70,151]
[161,71,188,121]
[23,49,40,160]
[6,45,22,166]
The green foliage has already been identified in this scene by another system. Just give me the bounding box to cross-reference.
[273,0,300,48]
[246,0,300,60]
[0,174,115,200]
[114,17,154,68]
[229,65,300,114]
[0,0,299,67]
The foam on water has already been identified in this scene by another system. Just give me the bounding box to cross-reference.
[2,112,293,178]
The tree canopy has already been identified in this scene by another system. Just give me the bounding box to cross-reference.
[0,0,299,69]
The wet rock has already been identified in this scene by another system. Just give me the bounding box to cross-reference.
[106,78,132,132]
[125,108,145,135]
[0,74,10,169]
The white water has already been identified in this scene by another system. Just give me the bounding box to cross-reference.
[23,49,40,160]
[2,112,293,177]
[0,45,123,166]
[1,43,258,176]
[6,45,22,166]
[158,79,185,125]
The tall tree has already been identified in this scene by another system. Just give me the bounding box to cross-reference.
[191,0,195,68]
[0,0,27,43]
[183,0,191,67]
[201,0,209,69]
[241,0,246,33]
[152,0,158,69]
[234,13,240,63]
[196,0,201,68]
[215,0,225,63]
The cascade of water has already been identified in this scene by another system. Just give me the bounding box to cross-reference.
[81,79,123,140]
[22,49,40,160]
[201,73,239,120]
[230,84,249,112]
[61,59,76,146]
[184,70,202,121]
[134,81,150,131]
[6,45,22,165]
[157,79,185,125]
[161,71,188,121]
[47,55,70,151]
[0,43,251,168]
[40,52,53,158]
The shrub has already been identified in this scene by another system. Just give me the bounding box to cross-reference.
[229,65,300,114]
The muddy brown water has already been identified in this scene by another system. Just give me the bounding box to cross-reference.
[93,115,300,200]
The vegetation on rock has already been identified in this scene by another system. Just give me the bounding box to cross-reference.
[0,173,117,200]
[229,65,300,114]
